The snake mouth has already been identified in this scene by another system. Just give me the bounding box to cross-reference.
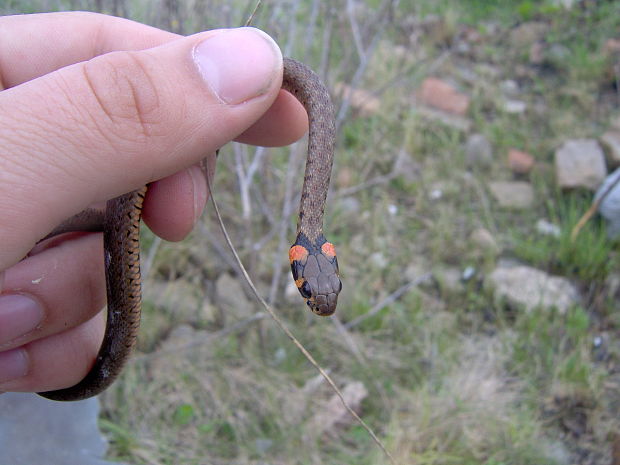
[309,301,337,316]
[306,292,338,316]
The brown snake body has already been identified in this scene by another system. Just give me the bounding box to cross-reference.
[37,58,341,401]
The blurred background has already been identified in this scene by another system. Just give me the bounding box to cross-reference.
[1,1,619,464]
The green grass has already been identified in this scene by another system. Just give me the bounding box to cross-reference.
[514,193,618,282]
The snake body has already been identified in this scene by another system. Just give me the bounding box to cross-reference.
[37,58,340,401]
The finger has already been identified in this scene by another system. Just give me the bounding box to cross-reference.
[0,12,307,146]
[235,89,308,146]
[0,12,179,89]
[0,26,284,268]
[0,234,105,352]
[142,161,211,242]
[0,312,105,392]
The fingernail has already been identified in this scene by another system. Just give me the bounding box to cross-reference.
[193,27,281,104]
[0,294,44,345]
[0,348,28,384]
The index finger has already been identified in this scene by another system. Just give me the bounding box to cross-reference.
[0,12,180,89]
[0,12,308,145]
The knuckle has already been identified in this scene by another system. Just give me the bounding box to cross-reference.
[81,51,166,145]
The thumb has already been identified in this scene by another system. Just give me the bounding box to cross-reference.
[0,27,283,268]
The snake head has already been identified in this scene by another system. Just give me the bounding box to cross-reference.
[289,234,342,316]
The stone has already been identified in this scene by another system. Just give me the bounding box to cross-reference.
[500,79,519,97]
[529,41,545,64]
[417,106,472,131]
[393,149,420,183]
[334,83,380,117]
[0,393,124,465]
[310,382,368,434]
[215,273,252,319]
[465,133,493,167]
[547,43,570,62]
[600,131,620,168]
[417,77,470,116]
[604,38,620,54]
[369,252,388,268]
[508,148,535,174]
[555,139,607,190]
[436,267,464,293]
[488,181,534,209]
[143,278,205,324]
[503,99,527,114]
[536,219,561,237]
[337,196,361,215]
[470,227,500,255]
[486,265,580,313]
[595,167,620,238]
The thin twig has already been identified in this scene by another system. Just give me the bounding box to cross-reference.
[571,170,620,242]
[244,0,262,27]
[206,175,397,465]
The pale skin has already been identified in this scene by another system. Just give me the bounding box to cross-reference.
[0,12,308,394]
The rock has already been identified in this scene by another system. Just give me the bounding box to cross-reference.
[604,38,620,55]
[462,266,476,282]
[601,131,620,168]
[529,41,545,64]
[500,79,519,97]
[337,196,361,215]
[310,382,368,434]
[417,77,470,116]
[417,106,472,131]
[488,181,534,209]
[143,278,205,324]
[536,219,562,237]
[465,133,493,167]
[555,139,607,190]
[394,149,421,183]
[215,273,252,319]
[470,227,500,255]
[0,393,124,465]
[508,148,535,174]
[405,261,431,282]
[436,267,464,293]
[369,252,388,268]
[503,99,527,114]
[486,265,580,313]
[595,167,620,238]
[547,43,570,63]
[334,83,380,117]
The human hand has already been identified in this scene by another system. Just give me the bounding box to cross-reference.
[0,12,308,394]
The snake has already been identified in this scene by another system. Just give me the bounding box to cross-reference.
[36,58,341,401]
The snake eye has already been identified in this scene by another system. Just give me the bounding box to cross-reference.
[299,281,312,299]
